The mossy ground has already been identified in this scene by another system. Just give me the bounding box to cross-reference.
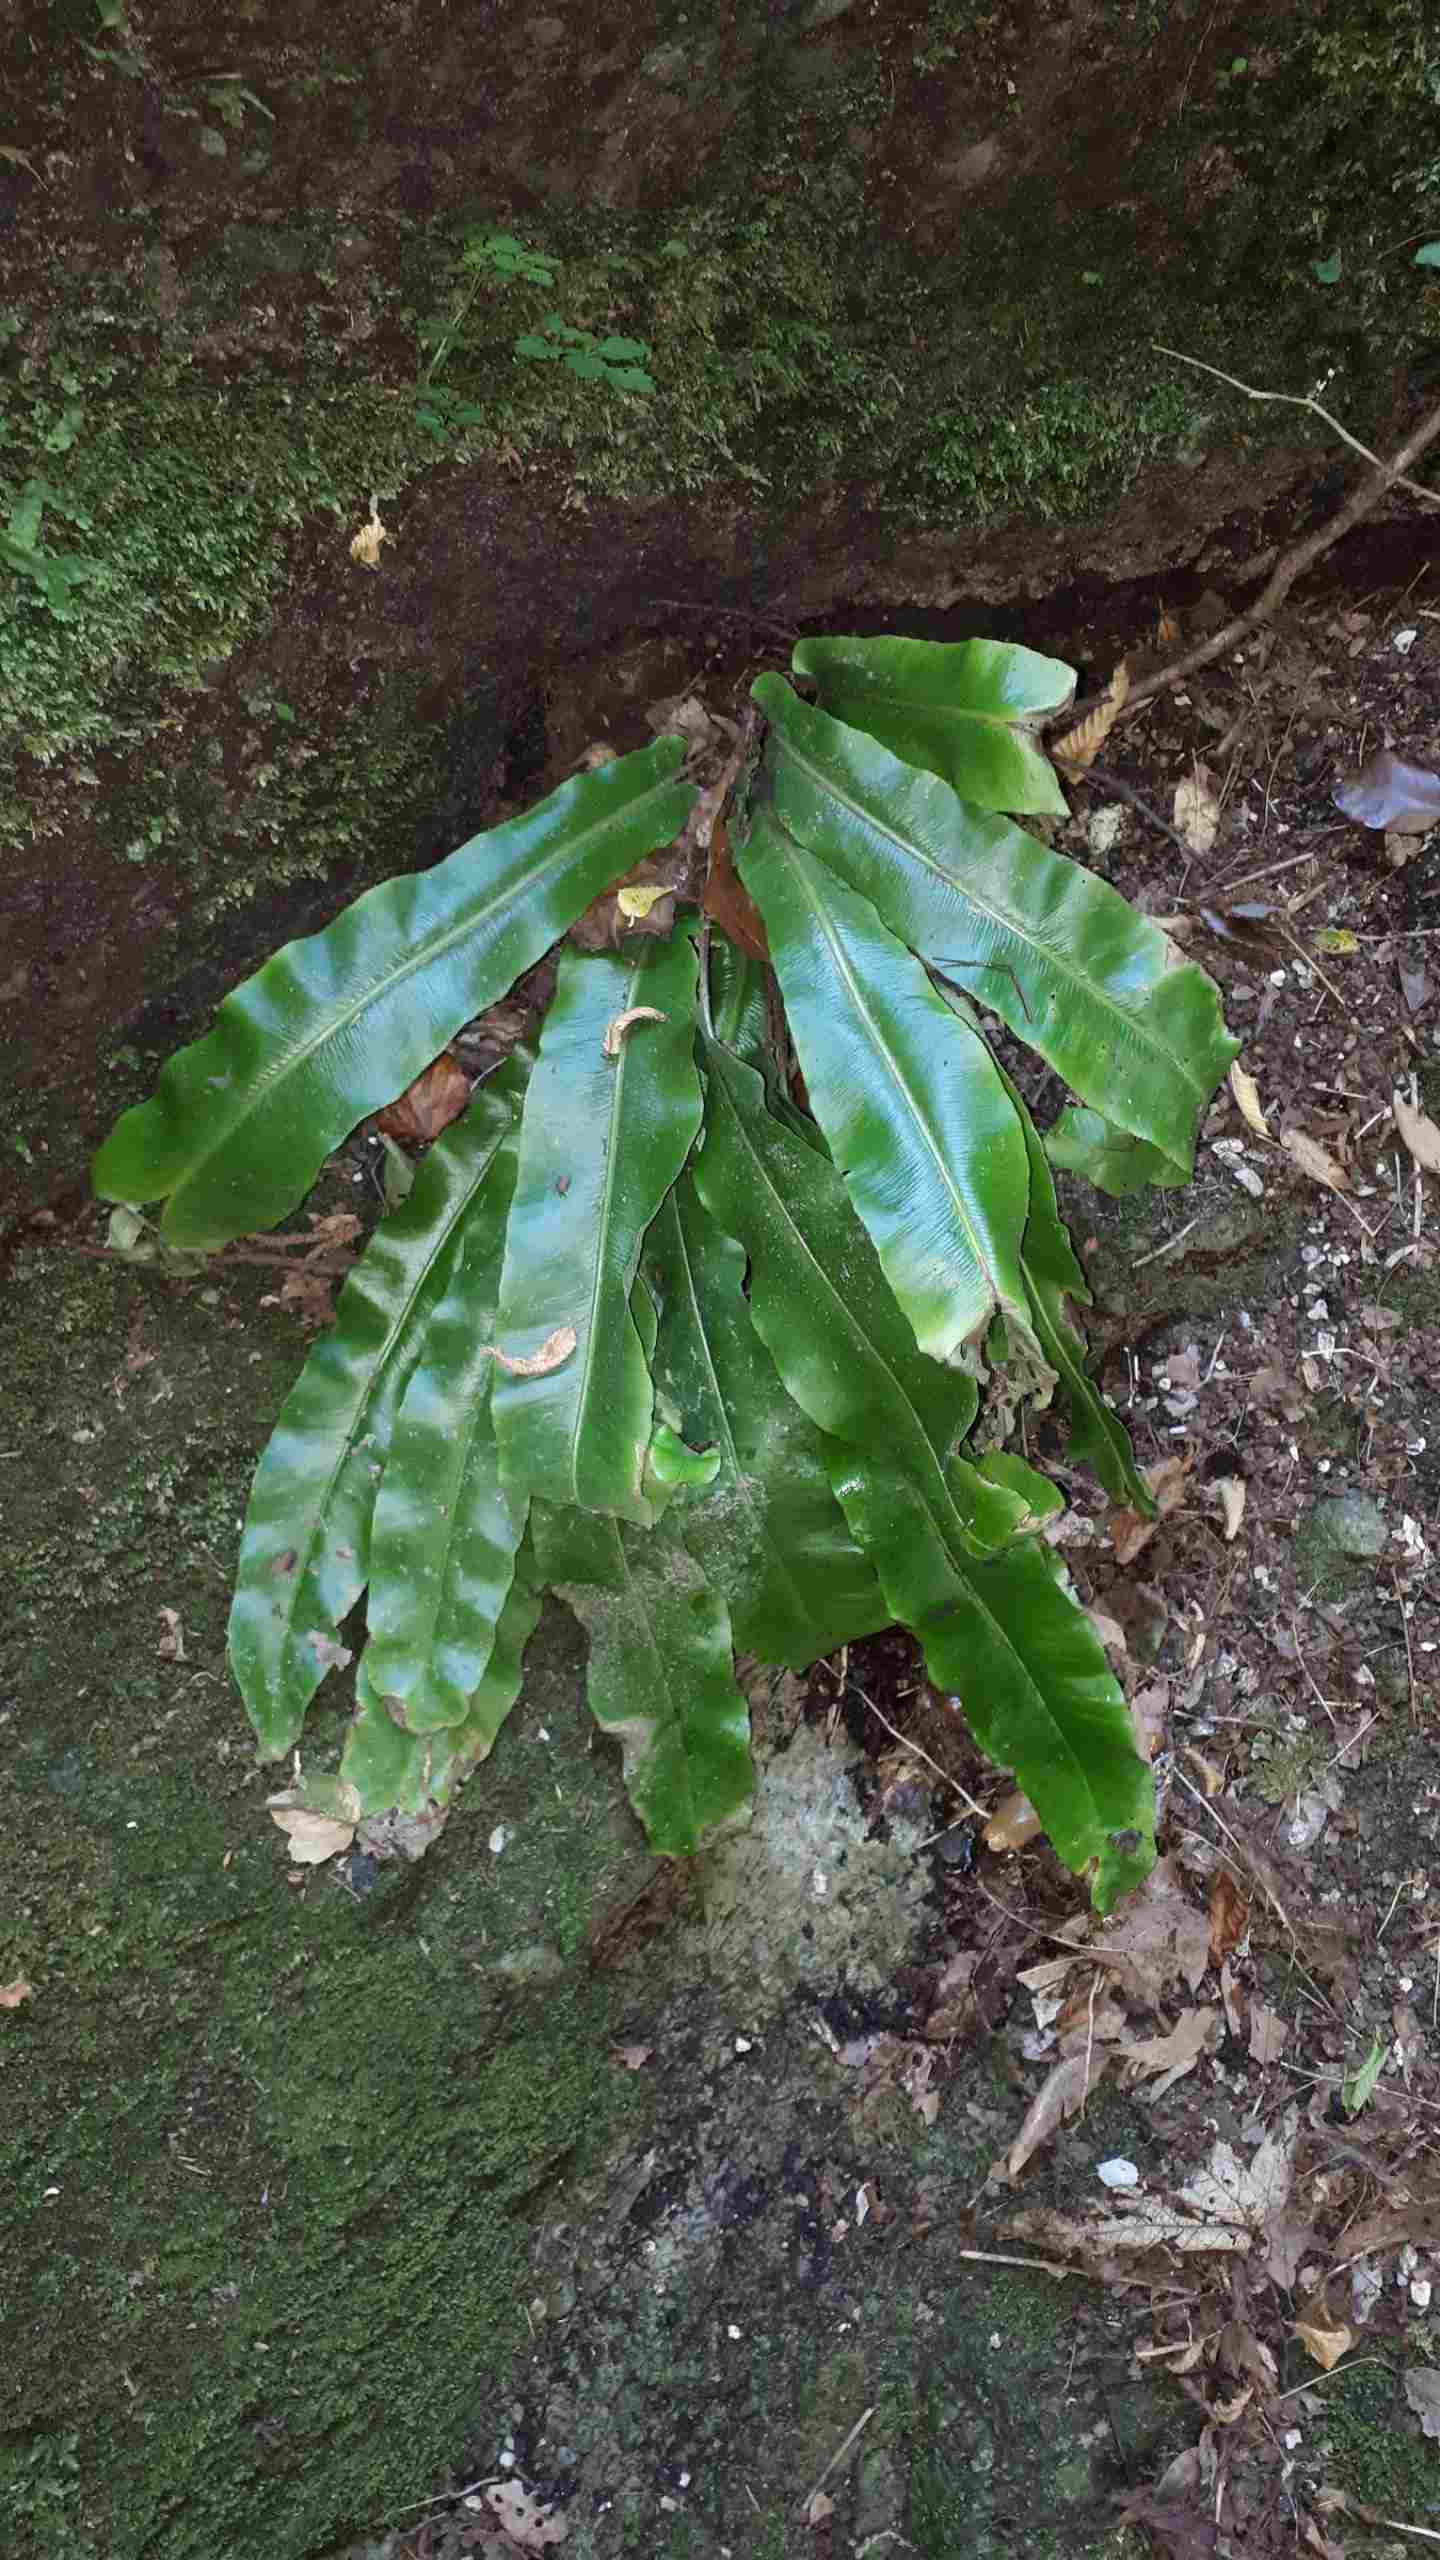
[0,1242,650,2560]
[2,0,1436,846]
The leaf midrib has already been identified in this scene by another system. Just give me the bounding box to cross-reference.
[768,820,1019,1348]
[669,1194,823,1643]
[179,774,674,1219]
[708,1058,983,1563]
[770,725,1212,1113]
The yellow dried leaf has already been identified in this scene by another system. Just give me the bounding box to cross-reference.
[1294,2317,1354,2372]
[268,1806,355,1864]
[1281,1128,1350,1193]
[616,883,668,922]
[602,1005,667,1058]
[1052,661,1130,772]
[348,502,391,569]
[480,1324,578,1378]
[1228,1060,1271,1139]
[985,1788,1043,1852]
[1394,1092,1440,1175]
[1173,766,1221,855]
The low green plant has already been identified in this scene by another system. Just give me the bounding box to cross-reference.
[93,633,1236,1909]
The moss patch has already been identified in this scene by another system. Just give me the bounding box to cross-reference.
[0,1245,647,2560]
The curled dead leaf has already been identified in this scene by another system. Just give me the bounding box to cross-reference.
[1281,1128,1349,1193]
[1109,1453,1190,1565]
[1228,1061,1271,1140]
[268,1806,355,1864]
[1,1978,34,2009]
[1006,2047,1111,2179]
[348,501,391,569]
[1212,1475,1246,1542]
[985,1788,1043,1852]
[479,1323,577,1378]
[1207,1868,1249,1964]
[1295,2316,1354,2372]
[1394,1091,1440,1175]
[1053,661,1131,773]
[1173,766,1220,856]
[485,2479,570,2548]
[372,1050,471,1145]
[157,1605,187,1662]
[602,1006,667,1059]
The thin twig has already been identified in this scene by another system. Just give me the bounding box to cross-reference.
[1130,1213,1203,1271]
[1113,378,1440,713]
[796,2406,875,2517]
[1081,762,1194,857]
[1155,346,1440,504]
[853,1685,993,1822]
[1394,1565,1421,1719]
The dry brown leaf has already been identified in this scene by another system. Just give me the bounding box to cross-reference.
[348,502,391,569]
[1173,766,1220,856]
[1394,1091,1440,1174]
[1248,2003,1290,2066]
[805,2491,836,2528]
[1014,2107,1297,2259]
[1109,1453,1190,1565]
[1281,1128,1350,1193]
[611,2042,652,2071]
[1052,661,1131,772]
[1005,2047,1111,2179]
[373,1051,471,1145]
[479,1324,577,1378]
[1207,1869,1249,1965]
[1404,2368,1440,2438]
[1,1978,34,2009]
[1119,2005,1220,2095]
[1228,1061,1271,1140]
[268,1806,355,1864]
[1096,1855,1210,2004]
[1156,604,1182,651]
[1212,1475,1246,1542]
[703,805,770,963]
[984,1787,1043,1852]
[485,2479,570,2548]
[1296,2317,1355,2373]
[602,1005,667,1059]
[157,1605,187,1662]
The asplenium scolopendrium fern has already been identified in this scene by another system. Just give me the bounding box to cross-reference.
[93,634,1236,1912]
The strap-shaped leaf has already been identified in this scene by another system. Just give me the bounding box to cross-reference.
[737,803,1044,1380]
[694,1045,1151,1909]
[361,1088,527,1732]
[827,1446,1152,1911]
[1003,1068,1153,1511]
[646,1178,888,1666]
[228,1085,519,1760]
[694,1043,1028,1560]
[753,677,1237,1175]
[342,1540,542,1815]
[1045,1105,1188,1197]
[792,633,1074,816]
[92,739,694,1247]
[532,1505,752,1856]
[494,931,702,1524]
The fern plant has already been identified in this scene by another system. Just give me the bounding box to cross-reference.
[93,634,1235,1911]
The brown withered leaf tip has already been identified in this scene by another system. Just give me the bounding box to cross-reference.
[373,1050,471,1146]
